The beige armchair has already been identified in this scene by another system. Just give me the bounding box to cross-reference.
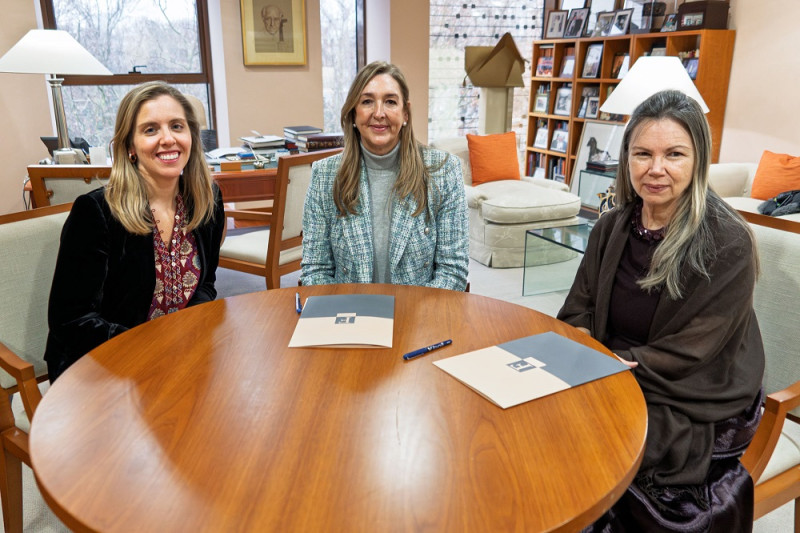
[0,203,72,533]
[431,137,581,268]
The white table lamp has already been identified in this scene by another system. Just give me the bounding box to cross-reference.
[600,56,709,116]
[0,29,112,163]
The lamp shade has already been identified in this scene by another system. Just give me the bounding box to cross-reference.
[599,56,708,115]
[0,29,111,75]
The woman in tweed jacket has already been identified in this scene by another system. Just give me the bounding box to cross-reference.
[301,61,468,290]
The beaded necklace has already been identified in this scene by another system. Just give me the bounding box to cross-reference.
[631,201,666,243]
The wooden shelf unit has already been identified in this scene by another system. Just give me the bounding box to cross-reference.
[525,29,735,186]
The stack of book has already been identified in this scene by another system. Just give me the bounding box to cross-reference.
[283,125,322,143]
[586,159,618,175]
[297,132,344,152]
[239,135,284,150]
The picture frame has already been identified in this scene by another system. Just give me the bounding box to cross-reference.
[661,13,678,32]
[572,121,625,201]
[240,0,307,66]
[608,9,634,36]
[545,10,569,38]
[564,8,590,38]
[581,43,603,78]
[610,52,629,78]
[624,1,669,33]
[550,129,569,153]
[593,12,616,37]
[535,55,554,77]
[559,55,575,78]
[585,0,617,36]
[534,127,549,149]
[585,96,600,119]
[534,93,550,113]
[683,57,699,80]
[553,86,572,116]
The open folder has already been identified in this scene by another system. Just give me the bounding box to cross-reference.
[434,331,629,409]
[288,294,394,348]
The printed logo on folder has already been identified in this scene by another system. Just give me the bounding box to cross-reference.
[288,294,394,348]
[434,331,630,409]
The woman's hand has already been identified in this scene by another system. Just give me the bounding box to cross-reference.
[614,353,638,368]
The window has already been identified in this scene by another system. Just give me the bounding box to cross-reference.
[319,0,364,133]
[41,0,215,148]
[429,1,543,145]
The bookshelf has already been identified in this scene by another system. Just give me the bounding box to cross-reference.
[525,29,735,186]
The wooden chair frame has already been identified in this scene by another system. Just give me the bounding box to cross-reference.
[220,149,341,289]
[738,210,800,530]
[0,203,72,533]
[27,165,111,208]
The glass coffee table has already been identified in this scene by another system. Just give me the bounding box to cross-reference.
[523,217,595,295]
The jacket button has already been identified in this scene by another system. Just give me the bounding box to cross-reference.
[424,261,429,267]
[343,267,348,273]
[424,227,430,235]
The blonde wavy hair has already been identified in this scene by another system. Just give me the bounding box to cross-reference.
[335,61,431,218]
[616,90,755,299]
[105,81,215,235]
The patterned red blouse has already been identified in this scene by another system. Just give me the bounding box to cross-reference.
[147,194,201,320]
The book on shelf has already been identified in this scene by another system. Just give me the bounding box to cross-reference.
[433,331,629,409]
[288,294,394,348]
[283,125,323,140]
[535,47,554,77]
[559,47,575,78]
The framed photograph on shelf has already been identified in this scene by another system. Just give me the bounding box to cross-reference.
[571,121,624,200]
[683,57,699,80]
[545,10,569,38]
[585,96,600,119]
[610,52,630,78]
[559,55,575,78]
[625,1,669,33]
[661,13,678,32]
[550,129,569,153]
[593,12,616,37]
[585,0,617,36]
[553,86,572,116]
[534,93,550,113]
[240,0,308,65]
[534,127,549,149]
[564,8,590,38]
[582,43,603,78]
[535,55,554,77]
[608,9,634,36]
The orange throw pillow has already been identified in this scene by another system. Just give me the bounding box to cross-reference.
[750,150,800,200]
[466,132,520,186]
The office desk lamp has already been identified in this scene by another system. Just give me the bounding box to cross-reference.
[0,29,112,163]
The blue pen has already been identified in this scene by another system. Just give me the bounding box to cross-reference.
[403,339,452,361]
[295,292,303,314]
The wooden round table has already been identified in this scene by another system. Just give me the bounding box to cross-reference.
[30,284,646,532]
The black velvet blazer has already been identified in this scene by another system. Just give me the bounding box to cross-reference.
[44,186,225,381]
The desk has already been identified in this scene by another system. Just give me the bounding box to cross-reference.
[30,285,646,532]
[211,167,276,203]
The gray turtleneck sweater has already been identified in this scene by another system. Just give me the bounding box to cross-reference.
[361,142,400,283]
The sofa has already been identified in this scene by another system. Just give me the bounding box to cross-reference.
[709,162,800,222]
[431,137,582,268]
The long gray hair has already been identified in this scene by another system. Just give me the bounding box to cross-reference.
[616,90,753,299]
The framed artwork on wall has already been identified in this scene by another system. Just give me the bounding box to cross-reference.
[240,0,307,65]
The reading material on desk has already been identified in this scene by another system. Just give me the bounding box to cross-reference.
[434,331,629,409]
[288,294,394,348]
[239,135,284,148]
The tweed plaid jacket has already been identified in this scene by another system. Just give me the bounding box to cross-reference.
[301,147,469,291]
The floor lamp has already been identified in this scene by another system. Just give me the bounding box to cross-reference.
[0,29,112,163]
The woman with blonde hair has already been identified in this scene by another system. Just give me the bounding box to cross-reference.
[301,61,469,290]
[45,81,225,381]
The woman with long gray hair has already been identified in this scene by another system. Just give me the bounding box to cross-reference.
[559,90,764,531]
